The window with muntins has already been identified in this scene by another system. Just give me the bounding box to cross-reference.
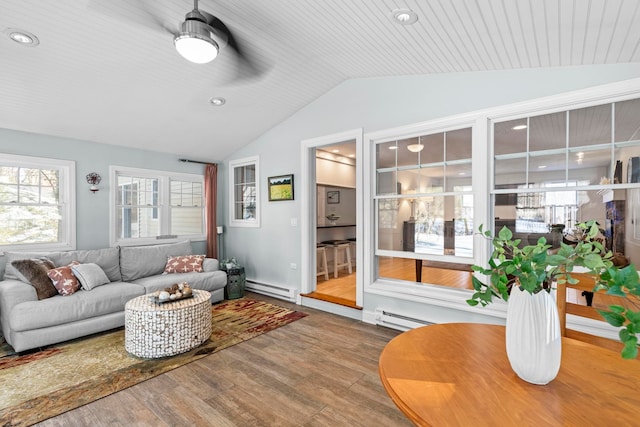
[229,156,260,227]
[492,97,640,265]
[0,153,75,251]
[111,166,204,245]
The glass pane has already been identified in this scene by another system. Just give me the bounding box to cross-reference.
[377,170,397,195]
[19,185,39,203]
[446,128,472,161]
[377,198,399,251]
[0,166,18,184]
[378,195,472,257]
[529,152,566,184]
[614,98,640,142]
[376,255,473,287]
[398,169,421,194]
[569,147,611,184]
[235,165,255,185]
[569,104,611,147]
[445,162,472,184]
[19,168,40,185]
[171,207,203,234]
[0,205,61,244]
[397,137,422,167]
[117,206,158,239]
[420,166,444,192]
[421,133,444,164]
[495,119,527,155]
[234,183,256,221]
[376,141,397,169]
[0,183,17,203]
[495,156,527,187]
[530,112,566,152]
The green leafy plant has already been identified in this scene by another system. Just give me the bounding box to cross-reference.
[221,257,239,268]
[467,220,640,359]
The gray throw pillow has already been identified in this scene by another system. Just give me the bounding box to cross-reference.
[72,263,110,290]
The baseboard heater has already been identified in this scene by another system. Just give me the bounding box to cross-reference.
[245,280,296,302]
[374,308,433,331]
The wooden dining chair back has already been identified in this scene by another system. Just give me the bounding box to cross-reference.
[556,272,640,357]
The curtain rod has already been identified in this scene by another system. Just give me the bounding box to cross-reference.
[179,158,217,165]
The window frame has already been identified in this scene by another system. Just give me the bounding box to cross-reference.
[109,165,205,247]
[0,153,76,252]
[228,156,260,228]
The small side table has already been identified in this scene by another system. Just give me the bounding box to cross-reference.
[224,266,246,299]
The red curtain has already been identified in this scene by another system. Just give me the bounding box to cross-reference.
[204,163,218,258]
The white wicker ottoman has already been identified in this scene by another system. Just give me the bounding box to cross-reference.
[124,289,212,358]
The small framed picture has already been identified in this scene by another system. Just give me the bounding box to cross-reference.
[327,190,340,204]
[268,174,294,201]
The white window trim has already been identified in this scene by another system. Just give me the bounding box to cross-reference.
[228,156,260,228]
[109,165,205,247]
[0,153,76,252]
[363,77,640,323]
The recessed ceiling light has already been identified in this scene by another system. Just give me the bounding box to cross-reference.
[5,28,39,46]
[208,97,225,106]
[389,146,398,150]
[348,154,355,158]
[332,149,340,153]
[512,125,527,130]
[538,165,547,169]
[458,172,466,175]
[392,9,418,25]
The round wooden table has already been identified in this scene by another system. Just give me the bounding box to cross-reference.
[379,323,640,426]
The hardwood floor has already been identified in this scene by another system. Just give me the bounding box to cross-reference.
[309,257,473,307]
[35,292,412,427]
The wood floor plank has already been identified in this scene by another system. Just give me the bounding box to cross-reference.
[34,292,410,426]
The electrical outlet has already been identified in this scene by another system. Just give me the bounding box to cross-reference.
[290,263,297,270]
[291,218,297,226]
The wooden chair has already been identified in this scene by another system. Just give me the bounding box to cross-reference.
[556,272,640,357]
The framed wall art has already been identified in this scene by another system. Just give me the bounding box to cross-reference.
[268,174,294,201]
[327,190,340,204]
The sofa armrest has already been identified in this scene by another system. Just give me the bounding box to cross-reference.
[203,258,220,272]
[0,279,38,339]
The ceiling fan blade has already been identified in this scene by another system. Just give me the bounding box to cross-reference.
[88,0,178,36]
[199,10,267,81]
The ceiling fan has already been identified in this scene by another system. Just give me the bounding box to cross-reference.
[174,0,230,64]
[90,0,265,80]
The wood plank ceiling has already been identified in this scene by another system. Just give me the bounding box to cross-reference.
[1,0,640,160]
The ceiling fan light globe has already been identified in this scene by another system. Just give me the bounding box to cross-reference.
[407,144,424,153]
[174,33,219,64]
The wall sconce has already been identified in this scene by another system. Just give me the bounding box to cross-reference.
[86,172,101,193]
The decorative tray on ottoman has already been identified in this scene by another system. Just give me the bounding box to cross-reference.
[149,282,194,304]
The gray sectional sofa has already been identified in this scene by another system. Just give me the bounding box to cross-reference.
[0,240,227,352]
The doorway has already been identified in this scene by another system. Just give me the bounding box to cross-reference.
[300,129,363,309]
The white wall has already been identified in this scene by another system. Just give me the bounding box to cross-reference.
[223,64,640,316]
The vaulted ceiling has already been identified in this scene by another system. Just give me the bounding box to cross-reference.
[2,0,640,161]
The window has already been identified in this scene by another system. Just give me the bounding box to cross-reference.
[0,153,75,251]
[492,98,640,256]
[374,127,473,258]
[229,156,260,227]
[111,166,204,246]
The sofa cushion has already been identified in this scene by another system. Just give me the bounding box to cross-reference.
[47,261,81,296]
[72,263,110,290]
[8,282,145,332]
[119,240,192,282]
[48,247,122,282]
[132,270,227,294]
[163,255,205,274]
[202,258,219,272]
[11,259,57,300]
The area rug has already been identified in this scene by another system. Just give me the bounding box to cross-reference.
[0,297,307,427]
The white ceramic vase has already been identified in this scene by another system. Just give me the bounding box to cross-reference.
[505,286,562,385]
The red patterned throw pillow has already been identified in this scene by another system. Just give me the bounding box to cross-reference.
[47,261,81,296]
[164,255,205,274]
